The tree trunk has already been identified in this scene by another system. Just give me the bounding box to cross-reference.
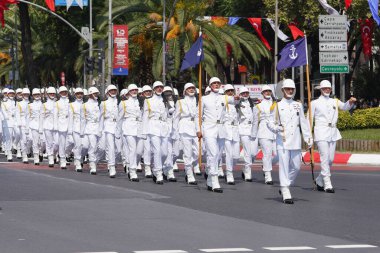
[19,2,38,88]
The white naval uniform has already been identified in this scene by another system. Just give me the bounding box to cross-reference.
[118,97,144,177]
[267,98,312,199]
[174,96,199,181]
[41,98,58,165]
[1,98,18,160]
[310,96,353,189]
[16,99,31,162]
[196,91,234,189]
[28,99,43,162]
[142,94,169,180]
[163,100,176,178]
[82,98,101,173]
[68,99,85,170]
[55,97,71,168]
[223,95,240,182]
[238,99,257,180]
[252,98,278,173]
[99,96,119,176]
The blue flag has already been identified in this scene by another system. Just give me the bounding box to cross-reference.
[228,17,241,26]
[368,0,380,26]
[180,36,204,71]
[276,37,307,71]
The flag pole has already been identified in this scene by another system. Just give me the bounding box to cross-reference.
[198,61,203,170]
[305,34,316,188]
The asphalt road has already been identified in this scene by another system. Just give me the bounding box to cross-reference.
[0,157,379,253]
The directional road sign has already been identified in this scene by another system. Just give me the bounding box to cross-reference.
[320,65,349,73]
[319,42,347,51]
[318,15,347,29]
[319,29,347,41]
[319,52,349,64]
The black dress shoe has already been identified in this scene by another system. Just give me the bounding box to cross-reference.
[7,159,13,162]
[128,174,139,182]
[227,181,235,185]
[316,184,325,192]
[34,163,39,166]
[61,167,67,170]
[185,176,198,185]
[207,186,223,193]
[152,175,157,183]
[283,198,294,204]
[155,180,164,185]
[76,169,83,173]
[195,172,202,176]
[136,168,143,173]
[325,188,335,193]
[48,164,54,167]
[265,181,274,185]
[123,166,127,173]
[90,171,97,175]
[39,155,43,162]
[168,178,177,182]
[145,174,153,178]
[23,161,29,164]
[109,175,116,178]
[218,175,224,179]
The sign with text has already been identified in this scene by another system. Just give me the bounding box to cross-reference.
[112,25,129,76]
[319,42,347,51]
[221,84,276,99]
[319,52,349,64]
[318,15,347,29]
[319,29,347,41]
[320,65,349,73]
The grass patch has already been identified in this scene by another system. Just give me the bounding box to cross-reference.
[340,128,380,140]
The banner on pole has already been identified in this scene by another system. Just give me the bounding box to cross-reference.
[55,0,88,6]
[112,25,129,76]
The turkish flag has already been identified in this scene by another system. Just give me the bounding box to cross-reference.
[45,0,55,12]
[248,18,271,50]
[345,0,352,9]
[0,0,18,27]
[288,24,304,40]
[360,18,374,58]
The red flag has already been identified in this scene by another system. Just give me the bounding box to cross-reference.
[345,0,352,9]
[0,0,18,28]
[288,24,304,40]
[360,18,374,58]
[45,0,55,12]
[248,18,271,50]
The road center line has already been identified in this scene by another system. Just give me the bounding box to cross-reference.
[326,244,378,249]
[199,248,253,252]
[134,251,188,253]
[263,246,316,251]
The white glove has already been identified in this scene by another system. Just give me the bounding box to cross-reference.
[168,107,175,115]
[306,138,314,149]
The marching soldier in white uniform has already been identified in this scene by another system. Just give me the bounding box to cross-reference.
[174,83,199,185]
[141,85,153,178]
[28,88,43,165]
[309,80,356,193]
[267,79,313,204]
[252,85,278,185]
[237,87,256,182]
[142,81,169,184]
[223,84,240,185]
[68,88,85,172]
[99,85,119,178]
[196,77,237,193]
[55,86,71,169]
[82,87,101,175]
[42,87,58,167]
[16,88,31,163]
[1,89,17,161]
[118,84,143,182]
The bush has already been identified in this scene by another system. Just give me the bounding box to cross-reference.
[337,107,380,130]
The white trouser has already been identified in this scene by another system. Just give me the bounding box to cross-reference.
[150,135,168,173]
[58,131,68,159]
[204,137,225,176]
[316,141,336,177]
[143,136,151,166]
[164,138,173,171]
[2,127,15,152]
[124,135,144,169]
[44,129,57,156]
[72,132,82,161]
[105,132,116,166]
[115,136,123,163]
[18,127,30,154]
[181,135,199,173]
[97,133,106,161]
[30,129,41,155]
[260,138,279,172]
[278,149,302,187]
[12,127,21,150]
[240,135,259,170]
[82,134,99,163]
[172,138,182,162]
[224,139,240,173]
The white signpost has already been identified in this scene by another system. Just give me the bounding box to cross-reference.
[319,52,349,64]
[319,29,347,41]
[318,15,347,29]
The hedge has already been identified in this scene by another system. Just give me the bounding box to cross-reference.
[337,107,380,130]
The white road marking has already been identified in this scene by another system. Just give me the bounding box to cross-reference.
[200,248,253,252]
[134,251,187,253]
[75,252,118,253]
[263,246,316,251]
[326,244,378,249]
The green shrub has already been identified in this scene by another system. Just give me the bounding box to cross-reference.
[337,107,380,130]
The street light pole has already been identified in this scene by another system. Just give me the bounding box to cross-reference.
[162,0,166,85]
[87,0,93,89]
[14,11,19,88]
[107,0,113,88]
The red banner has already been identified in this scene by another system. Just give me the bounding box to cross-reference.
[112,25,129,76]
[360,19,374,59]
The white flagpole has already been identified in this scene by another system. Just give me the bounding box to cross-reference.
[274,0,278,84]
